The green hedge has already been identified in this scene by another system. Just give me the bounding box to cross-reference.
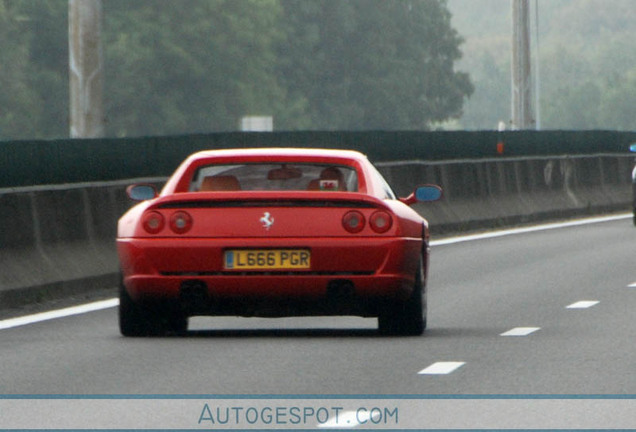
[2,130,635,187]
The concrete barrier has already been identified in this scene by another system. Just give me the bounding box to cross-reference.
[0,180,157,309]
[378,154,633,233]
[0,155,632,310]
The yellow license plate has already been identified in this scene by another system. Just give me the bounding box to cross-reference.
[224,249,311,270]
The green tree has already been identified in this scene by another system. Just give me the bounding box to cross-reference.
[0,0,46,139]
[449,0,636,131]
[598,70,636,131]
[1,0,473,138]
[103,0,303,137]
[279,0,473,130]
[542,81,603,130]
[459,52,509,130]
[20,0,68,138]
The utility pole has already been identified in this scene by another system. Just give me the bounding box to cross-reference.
[69,0,105,138]
[511,0,534,129]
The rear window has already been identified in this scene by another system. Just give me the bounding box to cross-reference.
[190,163,359,192]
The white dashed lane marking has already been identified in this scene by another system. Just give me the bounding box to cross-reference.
[566,300,599,309]
[628,282,636,288]
[500,327,541,336]
[418,362,465,375]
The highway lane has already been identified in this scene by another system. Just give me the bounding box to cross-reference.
[1,215,636,395]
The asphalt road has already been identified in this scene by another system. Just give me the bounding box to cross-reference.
[2,215,636,396]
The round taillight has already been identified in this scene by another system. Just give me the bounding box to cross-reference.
[170,211,193,234]
[342,211,365,233]
[142,211,165,234]
[370,210,393,233]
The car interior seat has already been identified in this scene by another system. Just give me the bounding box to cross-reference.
[199,175,242,191]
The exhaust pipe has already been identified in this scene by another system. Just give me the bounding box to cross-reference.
[326,280,355,312]
[179,280,209,313]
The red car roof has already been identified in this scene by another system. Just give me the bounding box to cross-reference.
[187,147,368,161]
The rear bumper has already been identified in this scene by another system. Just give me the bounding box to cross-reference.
[123,274,414,317]
[117,236,423,313]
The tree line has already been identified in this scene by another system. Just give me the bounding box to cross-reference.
[0,0,473,140]
[448,0,636,131]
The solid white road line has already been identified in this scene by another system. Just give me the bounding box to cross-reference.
[0,298,119,330]
[500,327,541,336]
[418,362,465,375]
[566,300,600,309]
[430,213,630,246]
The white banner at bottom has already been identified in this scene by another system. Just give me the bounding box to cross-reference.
[1,396,636,430]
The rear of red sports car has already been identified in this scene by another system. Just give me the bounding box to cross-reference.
[117,149,438,336]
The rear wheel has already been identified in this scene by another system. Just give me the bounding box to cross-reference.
[378,256,427,336]
[119,277,187,337]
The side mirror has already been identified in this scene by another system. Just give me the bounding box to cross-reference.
[415,185,443,201]
[400,185,443,206]
[126,184,158,201]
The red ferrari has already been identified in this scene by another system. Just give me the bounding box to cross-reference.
[117,148,442,336]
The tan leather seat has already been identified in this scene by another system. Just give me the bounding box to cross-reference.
[199,175,241,191]
[306,179,321,190]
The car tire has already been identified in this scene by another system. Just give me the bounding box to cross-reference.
[119,277,187,337]
[378,255,426,336]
